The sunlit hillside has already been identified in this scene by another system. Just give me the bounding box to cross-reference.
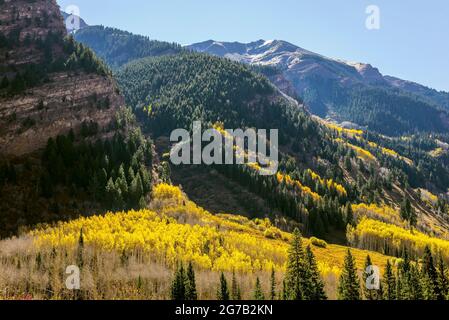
[0,184,393,300]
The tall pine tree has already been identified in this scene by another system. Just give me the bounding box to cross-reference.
[304,245,327,300]
[285,228,307,300]
[185,262,197,300]
[338,249,361,300]
[421,246,438,298]
[362,255,381,300]
[217,272,230,300]
[382,260,396,300]
[436,253,448,300]
[231,270,241,300]
[254,277,265,300]
[270,268,276,300]
[171,263,186,300]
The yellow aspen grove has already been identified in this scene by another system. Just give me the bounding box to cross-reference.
[347,217,449,261]
[30,184,391,275]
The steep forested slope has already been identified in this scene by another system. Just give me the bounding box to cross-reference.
[115,53,449,245]
[313,84,449,136]
[0,1,154,238]
[74,26,183,69]
[116,53,314,138]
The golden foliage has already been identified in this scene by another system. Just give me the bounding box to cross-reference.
[418,188,438,205]
[32,184,289,273]
[368,141,413,165]
[310,237,328,248]
[351,203,404,227]
[381,147,399,157]
[306,169,347,197]
[31,184,391,277]
[325,123,363,138]
[347,217,449,260]
[335,138,376,162]
[276,172,321,201]
[429,147,445,158]
[152,183,183,202]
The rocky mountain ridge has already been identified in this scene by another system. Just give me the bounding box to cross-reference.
[0,0,123,157]
[189,39,447,96]
[188,39,449,134]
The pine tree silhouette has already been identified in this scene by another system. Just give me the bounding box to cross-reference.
[338,249,360,300]
[217,272,230,300]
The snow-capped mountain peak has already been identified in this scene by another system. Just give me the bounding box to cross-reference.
[188,39,388,84]
[187,38,449,120]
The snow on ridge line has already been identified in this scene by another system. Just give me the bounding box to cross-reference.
[262,39,275,46]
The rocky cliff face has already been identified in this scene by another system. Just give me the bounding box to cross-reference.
[0,71,123,156]
[0,0,123,157]
[0,0,66,67]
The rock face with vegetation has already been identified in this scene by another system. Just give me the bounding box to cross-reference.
[0,1,155,238]
[0,0,123,157]
[0,0,66,66]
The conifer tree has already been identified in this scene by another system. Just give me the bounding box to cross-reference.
[397,249,412,300]
[399,255,423,301]
[171,264,186,300]
[285,228,307,300]
[436,253,449,300]
[305,245,327,300]
[254,277,265,300]
[338,249,361,300]
[116,164,128,198]
[382,260,396,300]
[362,255,379,300]
[138,196,147,209]
[130,174,144,208]
[401,249,411,274]
[408,264,423,300]
[409,208,417,227]
[345,203,354,226]
[281,280,287,300]
[231,270,240,300]
[422,246,438,297]
[217,272,230,300]
[400,198,409,219]
[395,270,403,300]
[421,272,437,300]
[400,198,416,226]
[0,76,9,89]
[77,228,84,268]
[270,268,276,300]
[185,262,197,300]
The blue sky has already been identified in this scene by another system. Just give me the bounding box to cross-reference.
[57,0,449,92]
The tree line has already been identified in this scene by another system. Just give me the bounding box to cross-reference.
[39,126,153,212]
[1,31,110,97]
[171,229,449,300]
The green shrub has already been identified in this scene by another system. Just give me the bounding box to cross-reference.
[264,227,282,240]
[310,237,327,248]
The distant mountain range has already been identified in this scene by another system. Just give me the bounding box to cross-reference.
[188,40,449,135]
[71,18,449,136]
